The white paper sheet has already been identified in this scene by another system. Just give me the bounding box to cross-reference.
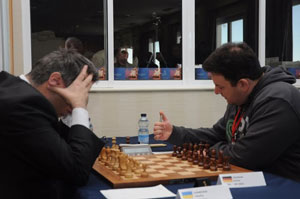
[100,184,176,199]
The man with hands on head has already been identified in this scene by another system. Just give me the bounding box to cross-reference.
[154,42,300,182]
[0,49,105,199]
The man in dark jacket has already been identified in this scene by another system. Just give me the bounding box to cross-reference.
[0,49,105,198]
[153,42,300,182]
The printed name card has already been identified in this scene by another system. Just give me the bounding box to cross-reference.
[217,171,266,188]
[176,185,232,199]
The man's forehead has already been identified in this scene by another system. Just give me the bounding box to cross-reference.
[211,73,231,85]
[211,73,225,80]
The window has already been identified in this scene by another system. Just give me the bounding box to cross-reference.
[266,0,300,79]
[24,0,264,89]
[30,0,106,78]
[216,19,243,48]
[232,19,244,42]
[195,0,258,80]
[217,23,228,47]
[293,4,300,62]
[113,0,182,81]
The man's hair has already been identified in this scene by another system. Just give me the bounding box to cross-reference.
[121,50,128,55]
[203,42,263,86]
[29,49,98,86]
[65,37,84,54]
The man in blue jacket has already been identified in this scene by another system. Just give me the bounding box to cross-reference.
[154,42,300,182]
[0,49,105,198]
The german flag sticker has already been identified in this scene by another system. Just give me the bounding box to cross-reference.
[222,176,233,183]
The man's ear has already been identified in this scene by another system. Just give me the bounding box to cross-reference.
[237,78,250,92]
[48,72,64,87]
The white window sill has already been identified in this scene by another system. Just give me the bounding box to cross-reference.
[90,79,300,92]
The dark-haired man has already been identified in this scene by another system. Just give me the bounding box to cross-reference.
[154,42,300,182]
[114,50,134,68]
[0,49,105,198]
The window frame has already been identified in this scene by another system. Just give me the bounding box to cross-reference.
[0,0,11,72]
[292,2,300,62]
[216,14,245,46]
[0,1,3,72]
[22,0,268,90]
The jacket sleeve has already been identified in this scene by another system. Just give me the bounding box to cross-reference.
[2,80,105,186]
[212,99,300,170]
[167,113,228,146]
[21,123,104,186]
[8,99,105,186]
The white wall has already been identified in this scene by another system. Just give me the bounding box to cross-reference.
[87,90,226,137]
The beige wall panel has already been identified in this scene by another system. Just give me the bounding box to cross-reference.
[87,91,227,137]
[12,0,23,75]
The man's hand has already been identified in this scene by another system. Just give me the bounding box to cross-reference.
[153,111,173,140]
[49,65,93,109]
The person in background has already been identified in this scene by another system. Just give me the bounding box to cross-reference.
[65,37,84,55]
[114,49,134,68]
[92,49,105,69]
[153,42,300,182]
[0,49,105,199]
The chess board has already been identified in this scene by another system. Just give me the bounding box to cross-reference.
[93,153,251,188]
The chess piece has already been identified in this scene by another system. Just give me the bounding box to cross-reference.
[187,150,193,162]
[204,144,210,156]
[126,136,130,144]
[109,150,116,168]
[217,150,224,169]
[188,143,193,152]
[99,147,107,163]
[210,149,216,160]
[183,143,188,151]
[141,164,148,178]
[198,143,204,156]
[193,143,198,152]
[112,136,117,147]
[198,152,204,168]
[113,151,120,171]
[129,157,135,170]
[172,145,177,157]
[176,146,182,158]
[193,152,199,165]
[134,163,143,177]
[124,161,133,178]
[181,148,187,161]
[105,147,111,166]
[119,154,127,176]
[203,155,210,169]
[223,156,231,171]
[209,158,217,171]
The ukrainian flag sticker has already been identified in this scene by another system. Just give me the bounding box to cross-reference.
[182,191,193,199]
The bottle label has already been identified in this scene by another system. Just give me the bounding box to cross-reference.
[138,134,149,144]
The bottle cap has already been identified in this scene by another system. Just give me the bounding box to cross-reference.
[141,113,147,117]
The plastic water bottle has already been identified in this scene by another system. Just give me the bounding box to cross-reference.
[138,113,149,144]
